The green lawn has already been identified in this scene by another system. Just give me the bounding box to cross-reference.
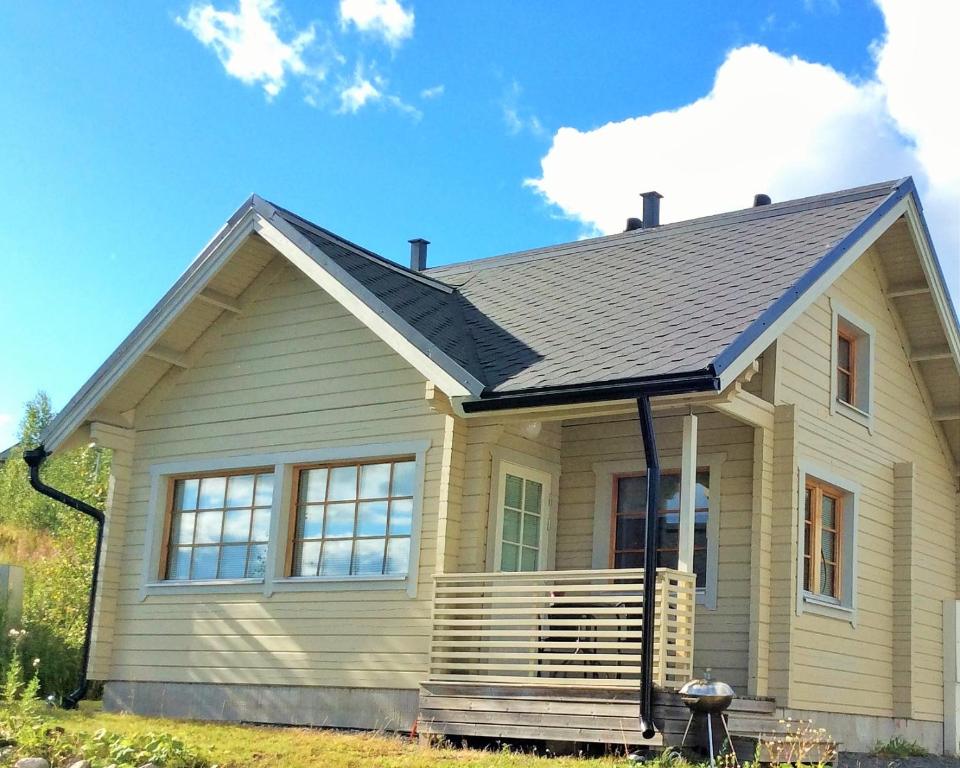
[46,708,635,768]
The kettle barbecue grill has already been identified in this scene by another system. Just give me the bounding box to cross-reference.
[678,671,738,768]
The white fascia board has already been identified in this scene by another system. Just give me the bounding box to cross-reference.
[716,195,910,391]
[253,209,482,399]
[41,202,260,454]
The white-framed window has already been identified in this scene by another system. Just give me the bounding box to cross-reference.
[796,462,859,623]
[140,440,429,600]
[830,299,874,429]
[592,455,722,609]
[485,449,558,573]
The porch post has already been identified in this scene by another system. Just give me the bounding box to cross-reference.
[678,413,699,574]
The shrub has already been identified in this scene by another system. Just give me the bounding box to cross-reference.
[872,735,929,757]
[79,728,210,768]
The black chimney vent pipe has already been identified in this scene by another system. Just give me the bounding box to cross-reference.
[23,445,105,709]
[753,193,772,207]
[625,217,643,232]
[640,191,663,228]
[409,238,430,271]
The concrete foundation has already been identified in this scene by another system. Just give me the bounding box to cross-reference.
[780,707,944,755]
[103,681,419,731]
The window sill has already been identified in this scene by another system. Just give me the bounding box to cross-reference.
[833,399,873,431]
[801,591,856,624]
[268,574,409,595]
[140,578,265,599]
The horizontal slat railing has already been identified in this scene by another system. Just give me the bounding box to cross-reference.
[428,567,695,688]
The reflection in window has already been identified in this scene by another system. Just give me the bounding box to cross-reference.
[612,470,710,588]
[166,471,274,581]
[291,459,415,578]
[499,473,543,572]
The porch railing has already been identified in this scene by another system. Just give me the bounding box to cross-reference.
[428,567,695,689]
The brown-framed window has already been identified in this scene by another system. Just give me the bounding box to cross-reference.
[164,470,274,581]
[837,329,857,407]
[611,469,710,588]
[289,457,415,578]
[803,478,843,599]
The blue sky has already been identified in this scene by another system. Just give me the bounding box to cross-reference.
[0,0,956,448]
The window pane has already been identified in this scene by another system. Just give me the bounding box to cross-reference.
[522,512,540,548]
[353,538,386,575]
[251,509,271,542]
[385,537,410,575]
[695,474,710,508]
[246,544,268,578]
[821,529,836,562]
[661,474,681,510]
[693,549,707,589]
[219,545,247,578]
[616,515,644,551]
[320,540,351,576]
[838,372,851,404]
[502,508,521,544]
[325,503,356,538]
[359,463,391,499]
[822,495,837,528]
[357,501,388,537]
[391,461,415,497]
[804,488,812,522]
[523,480,542,513]
[500,542,519,571]
[168,547,191,580]
[615,550,643,569]
[177,479,199,511]
[198,477,227,510]
[174,512,196,546]
[328,466,358,501]
[191,546,219,580]
[299,506,324,539]
[296,541,322,577]
[520,547,538,571]
[821,562,836,597]
[838,335,851,369]
[254,474,274,506]
[222,509,251,543]
[301,468,328,503]
[504,475,523,509]
[617,476,646,514]
[226,475,255,508]
[195,511,222,544]
[389,498,413,535]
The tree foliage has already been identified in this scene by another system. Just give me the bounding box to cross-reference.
[0,392,111,697]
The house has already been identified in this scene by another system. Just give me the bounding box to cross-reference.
[28,178,960,753]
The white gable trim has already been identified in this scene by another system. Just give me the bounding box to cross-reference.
[716,196,910,391]
[42,197,484,454]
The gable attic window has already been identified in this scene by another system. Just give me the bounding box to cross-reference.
[830,300,874,429]
[163,470,274,581]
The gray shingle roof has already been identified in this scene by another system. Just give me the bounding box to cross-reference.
[273,180,901,395]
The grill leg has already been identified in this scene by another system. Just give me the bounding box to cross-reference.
[680,711,695,748]
[707,714,716,768]
[719,713,739,767]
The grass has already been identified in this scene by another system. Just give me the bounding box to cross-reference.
[48,707,636,768]
[871,735,929,758]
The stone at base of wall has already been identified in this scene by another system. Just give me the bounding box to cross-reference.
[779,707,944,755]
[103,681,419,731]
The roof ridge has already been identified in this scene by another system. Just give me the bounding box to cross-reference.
[426,179,902,275]
[267,201,454,294]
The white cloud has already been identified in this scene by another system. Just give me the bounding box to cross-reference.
[527,0,959,301]
[177,0,317,99]
[337,65,421,119]
[339,0,414,47]
[420,84,445,100]
[502,80,544,137]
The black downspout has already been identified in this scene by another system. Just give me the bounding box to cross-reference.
[22,445,105,709]
[636,395,661,739]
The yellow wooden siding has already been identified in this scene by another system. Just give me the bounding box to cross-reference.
[556,411,756,690]
[779,248,957,720]
[107,261,446,690]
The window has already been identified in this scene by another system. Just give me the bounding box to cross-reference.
[498,472,544,572]
[831,305,873,424]
[611,470,710,588]
[797,466,858,621]
[290,458,415,578]
[803,479,843,599]
[164,471,274,581]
